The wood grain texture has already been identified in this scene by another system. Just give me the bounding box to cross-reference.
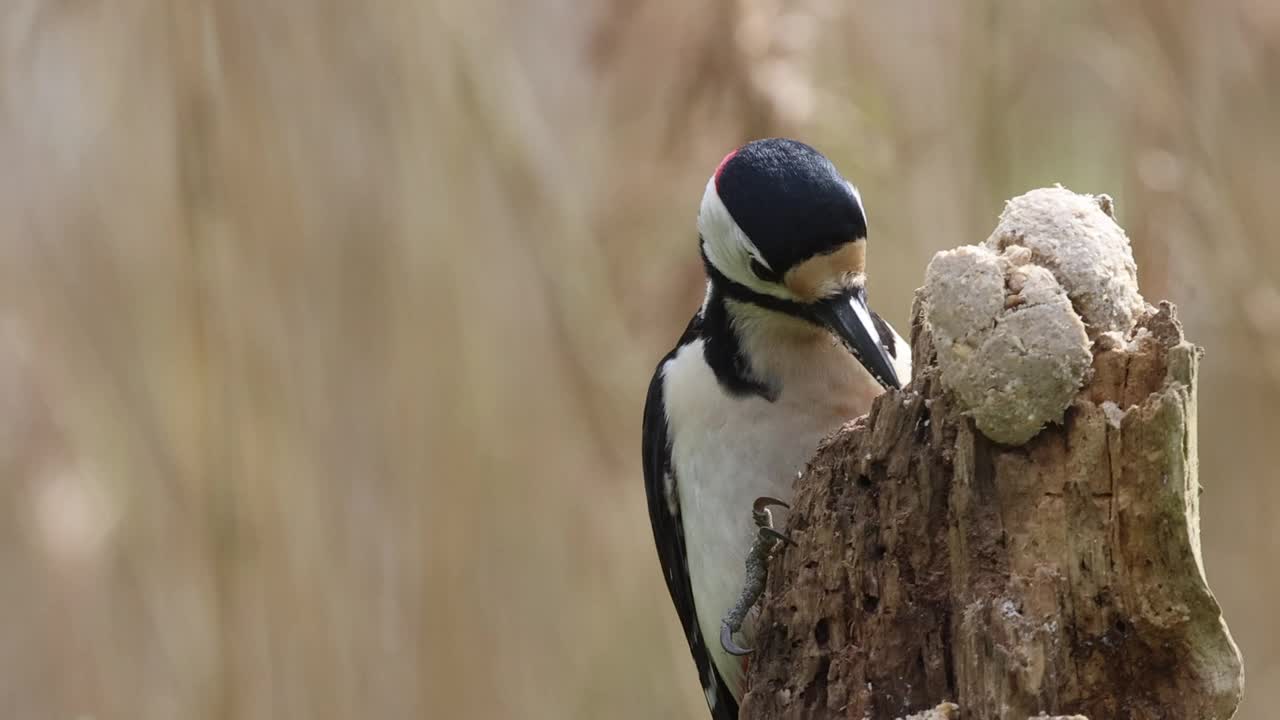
[740,300,1244,720]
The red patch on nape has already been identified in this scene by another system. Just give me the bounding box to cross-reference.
[713,148,739,192]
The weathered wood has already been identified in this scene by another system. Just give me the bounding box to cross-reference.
[739,293,1244,717]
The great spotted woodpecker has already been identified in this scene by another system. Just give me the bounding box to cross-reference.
[642,138,910,718]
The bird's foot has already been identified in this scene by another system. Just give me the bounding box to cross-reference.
[720,497,794,656]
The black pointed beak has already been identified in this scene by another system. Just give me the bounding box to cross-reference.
[810,291,901,391]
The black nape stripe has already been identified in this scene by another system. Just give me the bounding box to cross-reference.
[697,277,776,401]
[700,250,812,323]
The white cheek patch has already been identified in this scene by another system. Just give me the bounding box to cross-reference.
[697,176,796,301]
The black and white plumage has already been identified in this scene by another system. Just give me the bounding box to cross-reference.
[642,138,911,719]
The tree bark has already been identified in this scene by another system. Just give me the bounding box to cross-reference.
[738,297,1244,720]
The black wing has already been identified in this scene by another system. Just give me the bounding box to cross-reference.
[643,326,739,720]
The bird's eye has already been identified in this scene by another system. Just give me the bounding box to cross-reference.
[750,258,779,283]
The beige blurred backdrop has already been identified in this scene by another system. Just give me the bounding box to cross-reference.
[0,1,1276,718]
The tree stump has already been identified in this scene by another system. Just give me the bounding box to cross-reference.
[739,189,1244,720]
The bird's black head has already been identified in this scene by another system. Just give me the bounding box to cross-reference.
[697,138,901,389]
[713,138,866,279]
[698,138,868,303]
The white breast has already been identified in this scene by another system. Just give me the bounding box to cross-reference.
[661,315,906,699]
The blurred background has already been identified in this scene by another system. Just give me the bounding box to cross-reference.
[0,1,1276,718]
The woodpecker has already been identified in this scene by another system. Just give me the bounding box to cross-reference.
[642,138,911,719]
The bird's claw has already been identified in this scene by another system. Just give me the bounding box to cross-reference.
[758,526,796,547]
[719,496,795,656]
[721,620,753,656]
[752,495,790,513]
[754,496,795,545]
[752,496,789,530]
